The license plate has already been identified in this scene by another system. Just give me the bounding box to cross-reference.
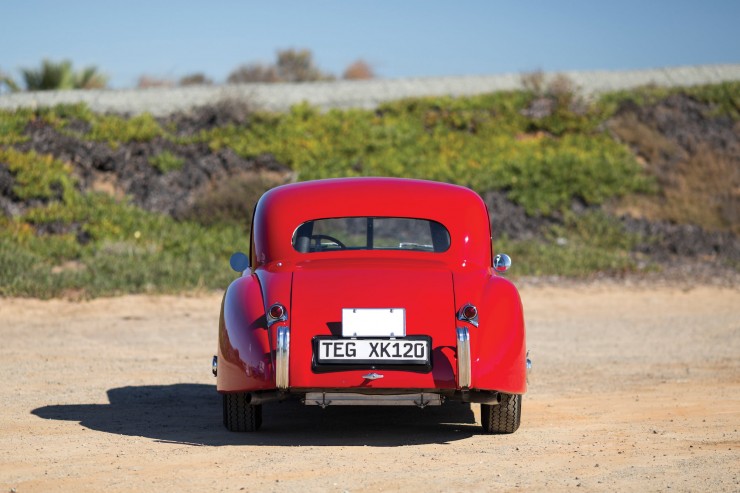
[314,337,430,365]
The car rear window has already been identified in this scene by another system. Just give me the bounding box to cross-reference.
[292,217,451,253]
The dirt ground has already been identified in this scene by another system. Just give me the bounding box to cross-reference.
[1,284,738,492]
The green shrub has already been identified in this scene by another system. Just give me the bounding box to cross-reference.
[497,211,643,277]
[149,151,185,173]
[184,173,281,227]
[1,191,247,297]
[0,109,33,145]
[38,103,95,129]
[0,149,246,297]
[0,148,75,200]
[87,113,162,147]
[33,105,164,147]
[597,81,740,120]
[687,81,740,120]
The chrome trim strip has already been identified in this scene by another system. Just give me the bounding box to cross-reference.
[211,355,218,377]
[456,327,471,388]
[276,325,290,390]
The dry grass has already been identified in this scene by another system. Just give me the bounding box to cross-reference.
[607,104,740,234]
[183,171,288,226]
[607,112,686,167]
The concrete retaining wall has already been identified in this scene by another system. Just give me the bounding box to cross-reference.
[1,64,738,116]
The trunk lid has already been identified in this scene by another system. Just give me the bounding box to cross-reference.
[288,257,458,389]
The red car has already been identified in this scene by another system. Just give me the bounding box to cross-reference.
[213,177,529,433]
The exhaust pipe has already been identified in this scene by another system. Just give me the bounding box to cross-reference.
[245,391,282,405]
[465,390,501,404]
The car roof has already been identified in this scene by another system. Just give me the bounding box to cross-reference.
[251,177,493,268]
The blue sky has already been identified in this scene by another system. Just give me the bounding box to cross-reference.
[1,0,738,89]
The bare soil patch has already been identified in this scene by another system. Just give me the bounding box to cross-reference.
[609,93,740,235]
[1,285,738,492]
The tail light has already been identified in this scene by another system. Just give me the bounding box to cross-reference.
[267,303,287,326]
[457,303,479,327]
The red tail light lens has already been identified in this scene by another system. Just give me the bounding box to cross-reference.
[458,304,479,327]
[268,303,286,320]
[462,305,477,320]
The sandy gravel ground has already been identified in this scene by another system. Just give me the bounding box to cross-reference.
[1,284,738,492]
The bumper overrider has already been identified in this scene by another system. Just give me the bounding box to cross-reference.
[456,326,498,404]
[456,326,471,388]
[455,325,532,405]
[275,325,290,390]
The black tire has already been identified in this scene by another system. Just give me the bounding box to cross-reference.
[481,393,521,434]
[223,393,262,432]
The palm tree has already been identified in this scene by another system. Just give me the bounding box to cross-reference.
[75,66,107,89]
[22,59,107,91]
[0,68,20,93]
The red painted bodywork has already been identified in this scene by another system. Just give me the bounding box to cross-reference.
[217,178,527,396]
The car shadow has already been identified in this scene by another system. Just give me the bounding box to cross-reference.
[32,384,479,446]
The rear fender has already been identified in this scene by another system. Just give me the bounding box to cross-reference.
[217,275,274,393]
[471,276,527,394]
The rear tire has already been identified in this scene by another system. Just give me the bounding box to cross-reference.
[481,393,521,434]
[223,393,262,432]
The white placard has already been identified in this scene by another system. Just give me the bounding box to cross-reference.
[342,308,406,337]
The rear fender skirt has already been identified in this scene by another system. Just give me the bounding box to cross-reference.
[217,275,274,393]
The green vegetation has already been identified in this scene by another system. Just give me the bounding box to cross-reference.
[86,113,162,146]
[599,80,740,120]
[0,148,74,200]
[149,151,185,173]
[0,151,244,298]
[0,109,33,145]
[200,94,652,215]
[31,104,163,147]
[0,68,21,93]
[20,59,107,91]
[1,81,736,297]
[498,212,644,277]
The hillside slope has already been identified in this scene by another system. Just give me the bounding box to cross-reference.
[1,82,738,297]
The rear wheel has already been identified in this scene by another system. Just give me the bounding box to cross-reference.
[481,393,521,434]
[223,393,262,432]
